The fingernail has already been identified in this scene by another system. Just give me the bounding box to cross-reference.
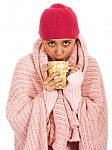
[47,63,52,67]
[59,77,63,80]
[68,67,72,70]
[43,64,47,67]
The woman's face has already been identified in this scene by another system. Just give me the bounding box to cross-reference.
[43,39,75,61]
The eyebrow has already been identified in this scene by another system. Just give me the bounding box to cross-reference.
[46,39,72,42]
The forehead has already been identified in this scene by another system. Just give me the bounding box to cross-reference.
[43,38,75,42]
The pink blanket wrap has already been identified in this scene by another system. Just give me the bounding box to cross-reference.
[6,34,108,150]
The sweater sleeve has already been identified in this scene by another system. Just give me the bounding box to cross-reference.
[6,55,48,149]
[43,89,58,117]
[63,69,83,114]
[78,56,108,150]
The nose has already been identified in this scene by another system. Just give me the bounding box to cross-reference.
[55,45,64,55]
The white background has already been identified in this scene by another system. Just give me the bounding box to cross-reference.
[0,0,112,149]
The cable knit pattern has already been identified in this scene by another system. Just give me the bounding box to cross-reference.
[43,89,58,120]
[6,34,108,150]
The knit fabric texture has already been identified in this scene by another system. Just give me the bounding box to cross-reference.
[39,3,79,40]
[6,34,108,150]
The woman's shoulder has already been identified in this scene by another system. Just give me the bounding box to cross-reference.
[84,55,102,78]
[17,53,33,63]
[82,55,102,88]
[15,53,36,72]
[87,55,100,69]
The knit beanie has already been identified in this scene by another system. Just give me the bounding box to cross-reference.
[39,3,79,40]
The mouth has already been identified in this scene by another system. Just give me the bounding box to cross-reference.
[49,55,66,61]
[54,58,65,61]
[54,55,65,60]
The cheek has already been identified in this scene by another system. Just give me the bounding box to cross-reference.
[65,47,73,56]
[44,46,54,56]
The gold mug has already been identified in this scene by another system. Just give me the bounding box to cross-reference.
[48,61,69,89]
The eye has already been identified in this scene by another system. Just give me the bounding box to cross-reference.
[48,41,55,46]
[63,41,71,46]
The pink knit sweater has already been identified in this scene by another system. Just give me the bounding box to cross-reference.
[6,35,108,150]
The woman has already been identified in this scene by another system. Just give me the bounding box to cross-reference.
[6,3,108,150]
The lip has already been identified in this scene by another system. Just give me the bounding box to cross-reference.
[54,57,64,61]
[55,55,64,59]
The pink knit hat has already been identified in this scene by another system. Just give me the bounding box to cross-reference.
[39,3,79,40]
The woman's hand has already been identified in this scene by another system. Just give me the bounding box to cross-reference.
[69,64,80,74]
[42,64,63,92]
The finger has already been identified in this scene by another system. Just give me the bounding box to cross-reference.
[70,64,80,73]
[71,68,79,73]
[46,72,60,84]
[42,64,52,80]
[42,65,47,80]
[49,77,63,87]
[51,81,64,89]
